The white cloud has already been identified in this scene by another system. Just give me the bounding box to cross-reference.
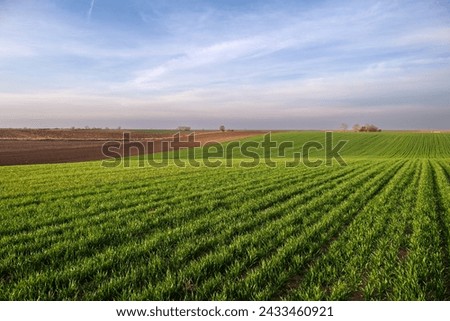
[87,0,95,20]
[398,27,450,46]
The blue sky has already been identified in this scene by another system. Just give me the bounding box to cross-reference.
[0,0,449,129]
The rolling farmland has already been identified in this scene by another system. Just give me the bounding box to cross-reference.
[1,132,450,300]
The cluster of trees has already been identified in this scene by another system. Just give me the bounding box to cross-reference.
[340,123,381,132]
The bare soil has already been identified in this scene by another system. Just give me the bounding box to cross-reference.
[0,129,266,166]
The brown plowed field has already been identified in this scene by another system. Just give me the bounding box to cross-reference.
[0,129,266,166]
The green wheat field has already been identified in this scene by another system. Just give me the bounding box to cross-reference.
[1,132,450,300]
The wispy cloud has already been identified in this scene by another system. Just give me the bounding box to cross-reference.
[87,0,95,21]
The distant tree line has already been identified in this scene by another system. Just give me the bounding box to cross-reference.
[341,123,381,132]
[354,124,381,132]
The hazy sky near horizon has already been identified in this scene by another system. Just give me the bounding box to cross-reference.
[0,0,449,129]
